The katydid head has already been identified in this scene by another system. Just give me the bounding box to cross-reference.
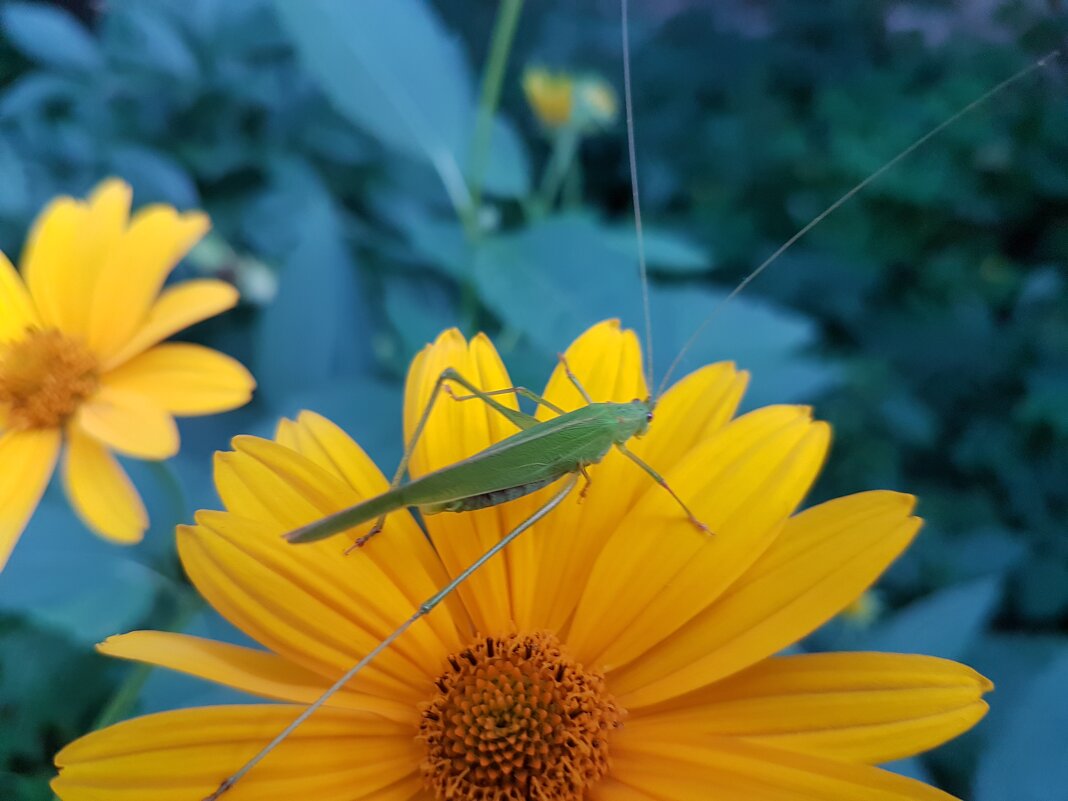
[611,398,654,442]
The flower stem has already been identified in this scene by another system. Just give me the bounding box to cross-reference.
[536,126,581,212]
[469,0,525,215]
[91,459,198,731]
[91,590,202,731]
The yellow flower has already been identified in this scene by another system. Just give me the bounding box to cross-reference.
[52,322,989,801]
[0,179,254,569]
[524,67,575,129]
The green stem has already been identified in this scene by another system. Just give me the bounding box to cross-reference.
[536,126,581,213]
[56,594,200,797]
[91,459,198,732]
[469,0,525,216]
[92,590,202,731]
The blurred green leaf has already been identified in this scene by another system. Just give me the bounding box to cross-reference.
[0,495,164,645]
[0,72,81,120]
[0,619,111,793]
[104,4,199,80]
[974,649,1068,801]
[253,161,373,406]
[860,577,1001,661]
[648,285,837,409]
[273,0,472,196]
[107,145,198,208]
[479,115,530,198]
[1,2,102,72]
[1018,370,1068,437]
[472,214,639,352]
[602,225,712,274]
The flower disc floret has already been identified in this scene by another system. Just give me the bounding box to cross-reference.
[419,631,623,801]
[0,329,98,429]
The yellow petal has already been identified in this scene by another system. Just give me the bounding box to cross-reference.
[74,385,179,459]
[102,343,254,416]
[102,279,239,370]
[280,411,469,638]
[88,206,210,358]
[568,405,830,671]
[632,652,991,764]
[509,320,648,631]
[97,630,414,724]
[609,491,922,708]
[178,483,451,706]
[403,329,522,636]
[52,705,420,801]
[61,425,147,543]
[610,729,960,801]
[20,196,90,332]
[224,433,466,659]
[525,344,748,632]
[0,428,60,571]
[0,250,38,341]
[65,179,134,334]
[634,361,749,469]
[588,778,659,801]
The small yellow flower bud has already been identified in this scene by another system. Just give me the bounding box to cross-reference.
[523,67,574,130]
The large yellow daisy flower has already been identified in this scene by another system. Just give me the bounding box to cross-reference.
[52,322,989,801]
[0,178,254,570]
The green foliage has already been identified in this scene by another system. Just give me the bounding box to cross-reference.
[1,0,1066,797]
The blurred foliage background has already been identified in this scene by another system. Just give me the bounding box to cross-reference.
[1,0,1067,798]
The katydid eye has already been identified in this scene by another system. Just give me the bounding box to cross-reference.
[646,412,654,422]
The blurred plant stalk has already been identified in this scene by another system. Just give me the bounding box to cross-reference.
[468,0,525,219]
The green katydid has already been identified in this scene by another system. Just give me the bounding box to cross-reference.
[203,1,1059,794]
[283,363,707,549]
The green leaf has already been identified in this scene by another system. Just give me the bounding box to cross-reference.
[480,115,530,198]
[603,225,712,274]
[0,495,163,645]
[0,619,112,792]
[1018,370,1068,437]
[860,577,1001,661]
[473,214,639,353]
[974,648,1068,801]
[273,0,473,199]
[104,4,199,80]
[1,2,102,72]
[253,161,373,406]
[473,214,832,407]
[107,145,198,208]
[648,285,836,409]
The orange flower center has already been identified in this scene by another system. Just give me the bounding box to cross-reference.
[0,329,99,429]
[418,632,624,801]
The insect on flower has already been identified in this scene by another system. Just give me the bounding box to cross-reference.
[50,3,1057,801]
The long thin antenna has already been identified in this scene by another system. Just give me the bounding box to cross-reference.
[656,49,1061,398]
[621,0,654,394]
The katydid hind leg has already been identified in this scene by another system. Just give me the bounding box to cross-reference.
[615,442,711,534]
[446,384,567,417]
[205,477,578,800]
[353,369,458,550]
[353,368,542,550]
